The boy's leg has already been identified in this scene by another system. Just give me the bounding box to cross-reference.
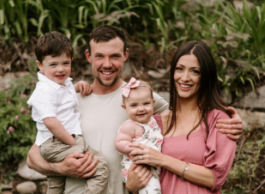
[46,176,66,194]
[40,135,85,193]
[83,146,109,194]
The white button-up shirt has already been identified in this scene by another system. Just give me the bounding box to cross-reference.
[27,72,82,146]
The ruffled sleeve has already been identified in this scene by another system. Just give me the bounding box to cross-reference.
[203,109,236,191]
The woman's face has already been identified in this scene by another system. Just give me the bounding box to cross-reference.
[174,54,201,100]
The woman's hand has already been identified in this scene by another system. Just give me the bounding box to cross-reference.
[216,107,243,140]
[126,163,152,194]
[129,143,164,167]
[74,81,93,96]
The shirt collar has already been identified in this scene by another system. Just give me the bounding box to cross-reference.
[37,72,72,90]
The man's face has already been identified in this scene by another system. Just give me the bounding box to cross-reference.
[86,37,129,87]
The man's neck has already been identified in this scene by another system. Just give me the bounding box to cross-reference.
[92,78,123,95]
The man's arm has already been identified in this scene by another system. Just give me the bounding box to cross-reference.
[216,107,243,140]
[27,144,98,178]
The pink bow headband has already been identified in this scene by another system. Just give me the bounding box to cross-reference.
[121,77,152,97]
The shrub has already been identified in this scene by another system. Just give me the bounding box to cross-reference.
[0,74,37,183]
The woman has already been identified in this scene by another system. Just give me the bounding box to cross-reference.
[128,41,236,193]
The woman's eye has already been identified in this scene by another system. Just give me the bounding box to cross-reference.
[175,67,182,71]
[193,70,201,74]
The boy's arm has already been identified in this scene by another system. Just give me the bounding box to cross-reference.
[74,81,93,96]
[43,117,75,145]
[115,122,140,155]
[27,144,98,177]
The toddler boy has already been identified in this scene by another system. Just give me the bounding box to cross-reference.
[27,31,109,194]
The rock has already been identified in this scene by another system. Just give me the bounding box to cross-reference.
[0,72,29,91]
[233,0,254,11]
[17,160,46,180]
[39,181,48,194]
[233,85,265,110]
[1,181,13,189]
[1,191,13,194]
[16,181,37,194]
[236,108,265,129]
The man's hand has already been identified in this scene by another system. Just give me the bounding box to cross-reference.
[27,144,98,178]
[56,151,98,178]
[74,81,93,96]
[216,107,243,140]
[126,163,152,194]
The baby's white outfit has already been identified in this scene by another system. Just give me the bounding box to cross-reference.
[119,116,163,194]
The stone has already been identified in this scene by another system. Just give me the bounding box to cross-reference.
[17,160,46,180]
[236,108,265,129]
[16,181,37,194]
[233,0,254,11]
[39,181,48,194]
[233,85,265,110]
[0,181,13,190]
[1,181,13,189]
[0,72,29,90]
[1,191,13,194]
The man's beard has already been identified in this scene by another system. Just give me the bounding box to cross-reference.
[96,75,119,87]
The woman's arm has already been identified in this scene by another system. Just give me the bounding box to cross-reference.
[27,144,98,178]
[129,143,214,188]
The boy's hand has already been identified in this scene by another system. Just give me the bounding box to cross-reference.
[74,81,93,96]
[216,107,243,140]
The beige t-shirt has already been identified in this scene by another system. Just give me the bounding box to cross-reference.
[64,83,168,194]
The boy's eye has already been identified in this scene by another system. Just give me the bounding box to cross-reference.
[144,103,150,105]
[50,63,56,66]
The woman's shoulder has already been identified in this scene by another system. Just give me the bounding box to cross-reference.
[207,109,230,121]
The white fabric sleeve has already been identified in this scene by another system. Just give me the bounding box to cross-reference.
[28,87,57,119]
[153,92,169,114]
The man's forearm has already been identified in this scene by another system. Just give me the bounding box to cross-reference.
[27,144,61,176]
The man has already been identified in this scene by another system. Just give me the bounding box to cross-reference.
[27,25,243,194]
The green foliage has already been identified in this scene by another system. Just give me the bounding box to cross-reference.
[222,128,265,193]
[0,74,37,181]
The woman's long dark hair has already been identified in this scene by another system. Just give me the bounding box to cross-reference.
[165,40,231,138]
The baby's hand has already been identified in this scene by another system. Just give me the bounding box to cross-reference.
[74,81,93,96]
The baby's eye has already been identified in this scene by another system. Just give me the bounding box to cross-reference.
[50,63,56,66]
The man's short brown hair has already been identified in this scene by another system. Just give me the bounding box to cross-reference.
[35,31,73,63]
[88,25,127,54]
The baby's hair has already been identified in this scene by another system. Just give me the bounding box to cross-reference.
[122,80,153,104]
[35,31,73,63]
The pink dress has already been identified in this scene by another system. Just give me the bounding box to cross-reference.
[153,109,236,194]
